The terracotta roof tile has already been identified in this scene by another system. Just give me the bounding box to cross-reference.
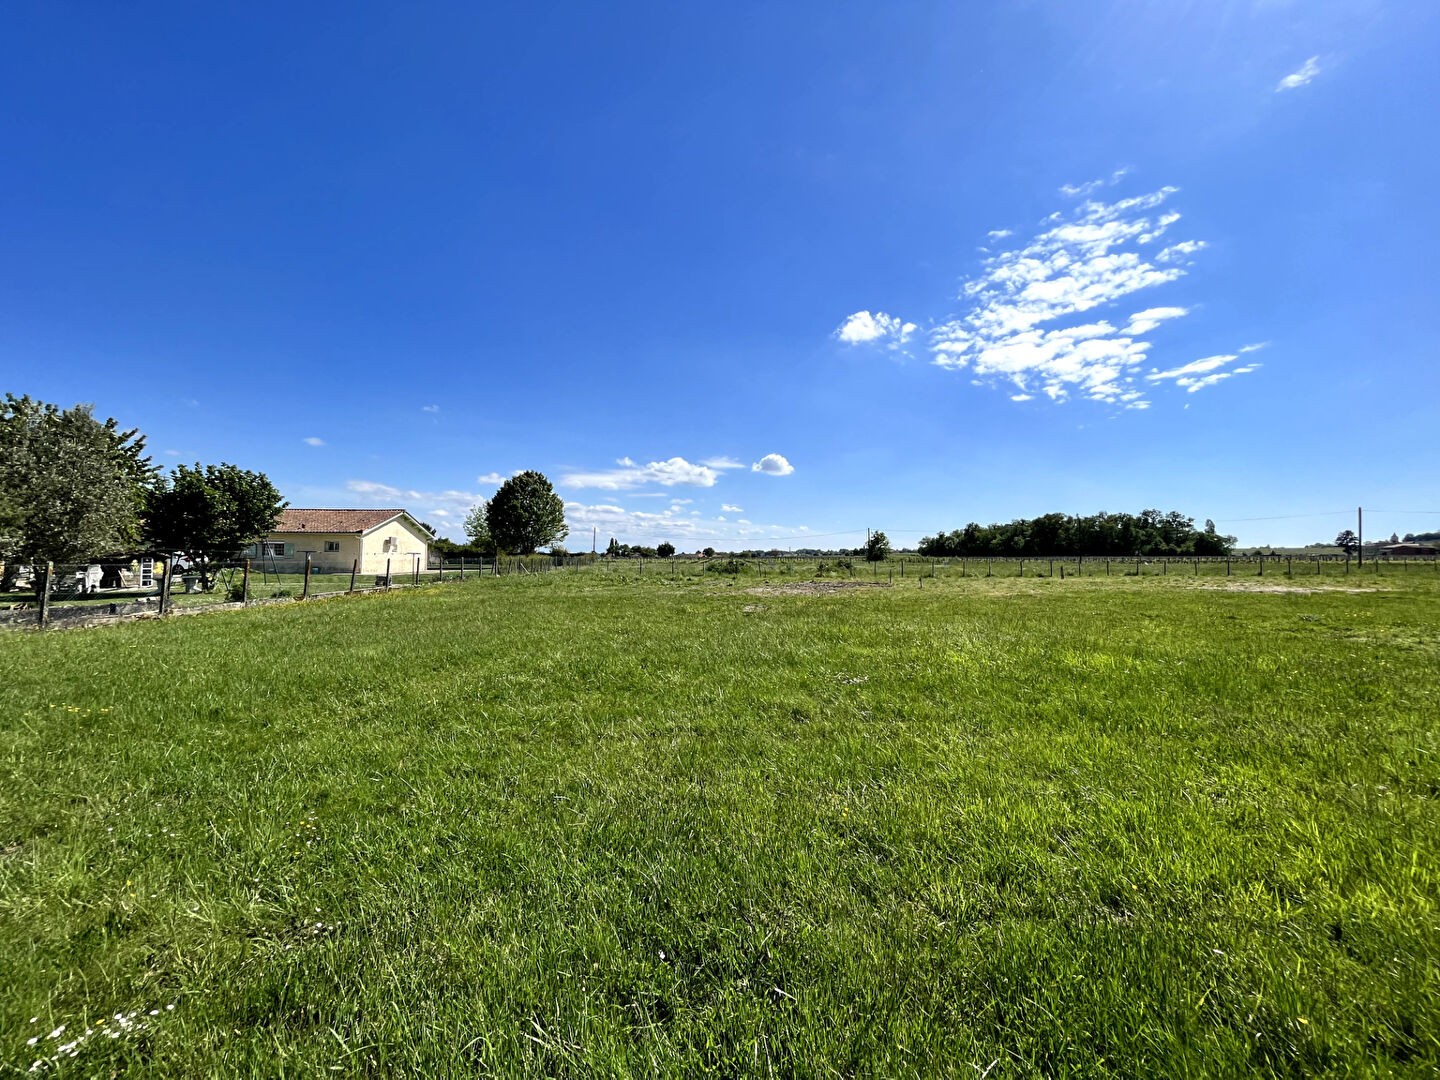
[273,508,411,534]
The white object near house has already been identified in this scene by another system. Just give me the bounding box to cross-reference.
[244,509,434,575]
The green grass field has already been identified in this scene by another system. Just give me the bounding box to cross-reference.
[2,567,1437,1075]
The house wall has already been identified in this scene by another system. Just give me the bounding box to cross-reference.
[249,533,364,574]
[360,519,430,576]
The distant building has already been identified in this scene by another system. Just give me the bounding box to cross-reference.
[1379,542,1439,558]
[245,509,433,575]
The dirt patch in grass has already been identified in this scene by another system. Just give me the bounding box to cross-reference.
[745,581,891,596]
[1194,582,1382,594]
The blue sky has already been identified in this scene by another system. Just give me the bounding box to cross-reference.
[3,2,1437,549]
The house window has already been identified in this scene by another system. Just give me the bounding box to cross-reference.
[383,537,397,552]
[262,542,286,558]
[324,541,341,552]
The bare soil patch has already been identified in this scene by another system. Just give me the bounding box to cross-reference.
[1194,582,1381,595]
[745,581,891,597]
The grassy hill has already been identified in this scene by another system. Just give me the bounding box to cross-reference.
[3,567,1437,1074]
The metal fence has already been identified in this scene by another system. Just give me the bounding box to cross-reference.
[0,552,597,630]
[3,550,1434,631]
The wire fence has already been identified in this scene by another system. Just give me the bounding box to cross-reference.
[0,552,596,630]
[2,550,1434,631]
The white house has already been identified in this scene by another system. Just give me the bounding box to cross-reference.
[245,509,433,576]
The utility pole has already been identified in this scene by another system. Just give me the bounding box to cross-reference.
[1358,506,1363,568]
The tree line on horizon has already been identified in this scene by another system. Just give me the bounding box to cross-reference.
[917,510,1236,558]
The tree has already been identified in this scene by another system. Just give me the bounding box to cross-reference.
[702,547,716,559]
[606,537,621,558]
[656,541,675,558]
[864,531,891,562]
[485,470,567,555]
[463,501,495,556]
[144,463,285,589]
[1334,529,1360,555]
[0,395,156,589]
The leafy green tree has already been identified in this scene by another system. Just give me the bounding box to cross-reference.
[606,537,621,557]
[1334,529,1360,555]
[656,541,676,558]
[144,463,285,589]
[463,501,496,556]
[702,546,716,559]
[485,471,567,555]
[0,395,156,588]
[864,531,891,562]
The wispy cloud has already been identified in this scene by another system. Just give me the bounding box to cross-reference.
[1276,56,1320,92]
[561,456,724,490]
[1059,168,1130,199]
[881,183,1252,407]
[722,504,743,513]
[421,404,440,413]
[476,471,517,486]
[702,456,745,471]
[1124,307,1189,336]
[303,436,325,446]
[1239,341,1269,353]
[987,228,1013,241]
[1147,354,1262,392]
[752,453,794,476]
[565,500,808,546]
[346,479,481,517]
[834,311,917,349]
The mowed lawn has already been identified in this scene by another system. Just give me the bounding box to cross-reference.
[2,568,1437,1076]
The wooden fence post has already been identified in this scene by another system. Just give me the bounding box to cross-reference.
[349,559,358,593]
[38,561,53,628]
[385,558,391,589]
[242,559,251,605]
[303,553,312,599]
[158,557,172,615]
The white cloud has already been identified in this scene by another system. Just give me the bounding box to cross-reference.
[303,437,325,446]
[1277,56,1320,92]
[919,185,1240,407]
[1146,356,1262,393]
[702,456,745,470]
[1059,168,1130,199]
[476,472,509,486]
[752,453,794,476]
[834,311,917,349]
[843,181,1264,408]
[987,229,1013,241]
[164,449,181,456]
[561,456,722,490]
[345,480,483,530]
[1239,342,1269,353]
[1147,354,1238,381]
[564,500,805,546]
[1124,306,1189,336]
[722,504,743,513]
[421,404,440,413]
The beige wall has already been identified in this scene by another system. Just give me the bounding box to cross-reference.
[252,532,363,574]
[359,519,430,575]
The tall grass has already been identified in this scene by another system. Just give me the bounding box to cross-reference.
[2,570,1437,1074]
